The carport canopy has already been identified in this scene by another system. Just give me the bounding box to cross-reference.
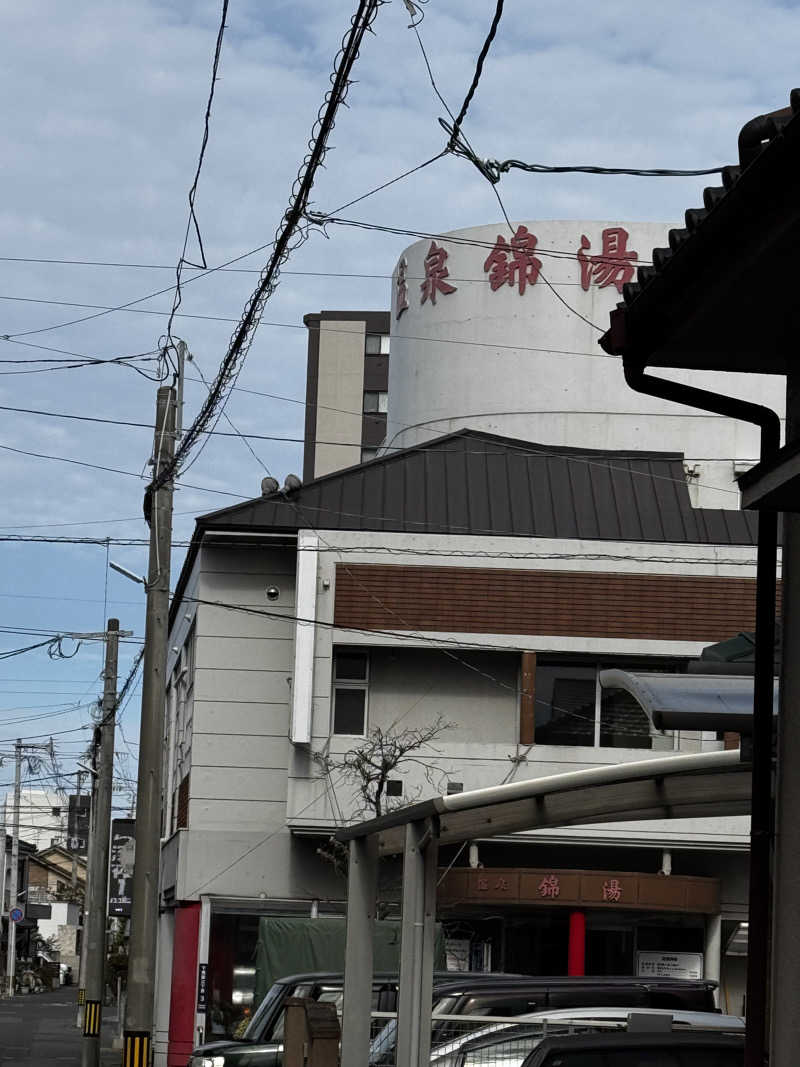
[599,670,778,733]
[335,748,750,1067]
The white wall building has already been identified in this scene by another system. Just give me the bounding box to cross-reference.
[385,220,785,506]
[1,788,67,852]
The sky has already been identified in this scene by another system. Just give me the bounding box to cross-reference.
[0,0,798,815]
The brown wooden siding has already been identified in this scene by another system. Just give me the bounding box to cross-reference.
[334,564,773,643]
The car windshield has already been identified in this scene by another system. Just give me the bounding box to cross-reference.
[243,982,286,1040]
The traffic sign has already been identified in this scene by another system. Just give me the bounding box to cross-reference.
[10,906,24,923]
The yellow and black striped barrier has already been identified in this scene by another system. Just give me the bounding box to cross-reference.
[83,999,101,1037]
[123,1030,151,1067]
[77,988,86,1005]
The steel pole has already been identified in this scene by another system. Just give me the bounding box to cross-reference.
[81,620,120,1065]
[124,387,175,1065]
[770,370,800,1066]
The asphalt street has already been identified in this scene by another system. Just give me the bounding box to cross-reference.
[0,988,119,1066]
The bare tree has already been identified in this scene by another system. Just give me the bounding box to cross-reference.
[316,715,454,880]
[324,714,455,819]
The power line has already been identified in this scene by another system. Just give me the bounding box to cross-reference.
[151,0,385,498]
[0,295,624,357]
[163,0,229,365]
[0,440,251,499]
[446,0,504,150]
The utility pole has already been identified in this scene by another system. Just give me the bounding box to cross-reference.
[81,619,122,1066]
[76,757,95,1029]
[124,385,176,1067]
[4,740,21,997]
[5,737,53,997]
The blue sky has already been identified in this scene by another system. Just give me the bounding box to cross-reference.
[0,0,798,803]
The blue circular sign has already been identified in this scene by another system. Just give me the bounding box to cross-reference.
[10,906,24,922]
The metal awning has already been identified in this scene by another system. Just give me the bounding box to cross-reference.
[337,749,751,1066]
[599,670,778,733]
[337,748,749,856]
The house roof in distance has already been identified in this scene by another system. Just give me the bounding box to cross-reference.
[197,428,757,545]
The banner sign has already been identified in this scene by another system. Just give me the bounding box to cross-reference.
[109,819,136,917]
[636,951,704,980]
[67,793,90,855]
[197,964,208,1013]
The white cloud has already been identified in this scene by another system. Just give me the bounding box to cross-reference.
[0,0,795,762]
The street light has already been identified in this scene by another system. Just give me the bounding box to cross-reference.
[109,561,146,586]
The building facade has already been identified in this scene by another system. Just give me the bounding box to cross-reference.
[153,431,759,1064]
[303,310,390,480]
[153,217,774,1064]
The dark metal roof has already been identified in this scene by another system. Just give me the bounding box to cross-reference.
[198,428,758,545]
[600,90,800,373]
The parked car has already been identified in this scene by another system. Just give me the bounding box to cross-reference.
[428,1007,744,1067]
[519,1030,744,1067]
[189,971,505,1067]
[368,976,721,1066]
[188,972,721,1067]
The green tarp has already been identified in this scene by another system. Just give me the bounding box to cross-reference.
[253,916,445,1007]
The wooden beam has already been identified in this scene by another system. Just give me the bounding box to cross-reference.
[520,651,536,745]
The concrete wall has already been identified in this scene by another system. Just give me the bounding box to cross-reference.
[387,220,786,505]
[313,319,366,477]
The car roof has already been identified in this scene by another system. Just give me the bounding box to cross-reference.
[273,971,717,992]
[522,1029,744,1065]
[520,1008,744,1028]
[428,975,717,996]
[273,970,524,986]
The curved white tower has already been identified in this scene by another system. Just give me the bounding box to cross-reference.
[386,221,785,506]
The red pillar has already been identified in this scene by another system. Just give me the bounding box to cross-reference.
[567,910,586,976]
[167,902,201,1067]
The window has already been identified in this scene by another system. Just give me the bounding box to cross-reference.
[363,390,388,413]
[534,664,596,746]
[365,333,390,355]
[332,650,369,735]
[532,658,682,749]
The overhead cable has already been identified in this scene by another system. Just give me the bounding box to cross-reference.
[150,0,385,502]
[163,0,230,368]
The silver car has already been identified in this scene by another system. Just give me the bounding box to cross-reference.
[428,1007,744,1067]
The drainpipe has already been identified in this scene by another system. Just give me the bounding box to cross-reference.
[624,364,779,1067]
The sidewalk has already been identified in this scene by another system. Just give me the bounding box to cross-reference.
[0,987,120,1066]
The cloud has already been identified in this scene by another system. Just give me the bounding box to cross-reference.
[0,0,795,765]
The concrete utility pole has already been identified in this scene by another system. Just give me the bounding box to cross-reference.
[81,619,121,1066]
[124,385,176,1067]
[5,737,53,997]
[4,740,21,997]
[76,761,95,1028]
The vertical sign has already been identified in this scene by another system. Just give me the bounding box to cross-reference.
[108,819,136,917]
[197,964,208,1012]
[67,793,90,855]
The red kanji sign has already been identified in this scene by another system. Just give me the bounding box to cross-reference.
[483,225,542,295]
[395,256,409,319]
[538,874,561,899]
[602,878,623,903]
[577,227,638,294]
[420,241,457,305]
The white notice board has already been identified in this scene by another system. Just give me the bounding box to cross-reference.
[636,951,704,980]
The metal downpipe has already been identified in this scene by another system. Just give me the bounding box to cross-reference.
[624,364,779,1067]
